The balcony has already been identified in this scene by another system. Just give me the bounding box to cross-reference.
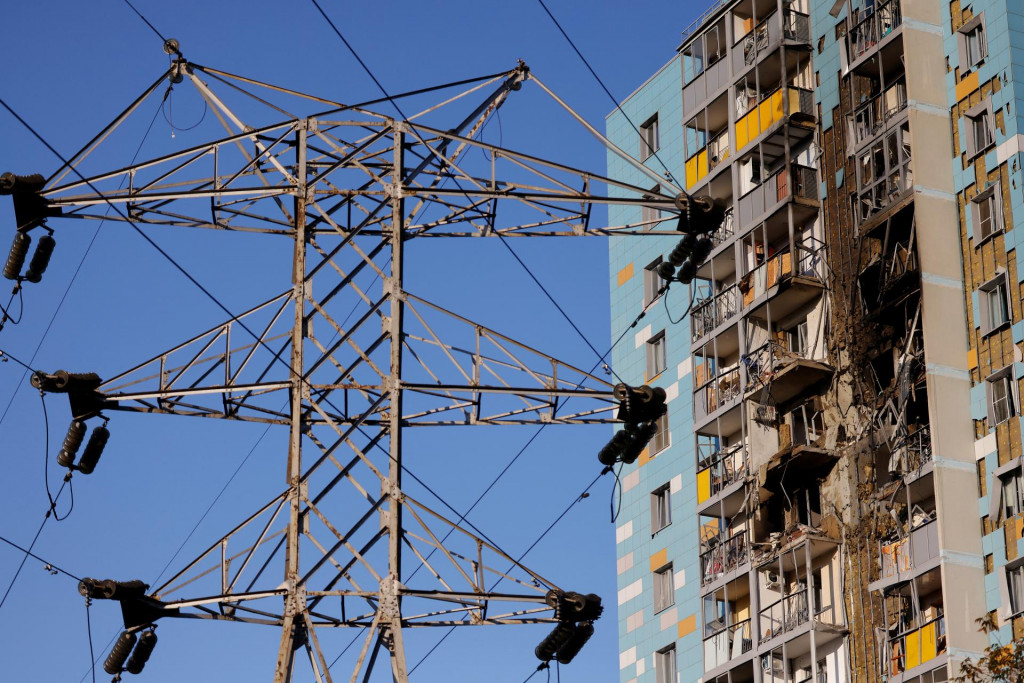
[847,0,903,64]
[704,618,753,671]
[696,365,743,424]
[691,284,740,343]
[743,340,833,407]
[697,443,747,513]
[735,88,815,154]
[701,532,749,586]
[874,518,939,588]
[686,129,731,189]
[737,164,818,226]
[858,238,919,310]
[740,244,825,323]
[852,78,908,148]
[885,615,946,679]
[887,426,933,477]
[759,588,809,644]
[732,10,811,75]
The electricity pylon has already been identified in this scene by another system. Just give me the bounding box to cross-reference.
[28,48,682,681]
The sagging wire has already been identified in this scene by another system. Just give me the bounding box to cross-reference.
[0,286,23,331]
[161,84,208,137]
[40,392,74,522]
[609,462,624,523]
[665,281,698,325]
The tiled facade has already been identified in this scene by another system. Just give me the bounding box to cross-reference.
[601,0,1024,680]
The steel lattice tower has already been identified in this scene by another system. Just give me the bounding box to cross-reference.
[26,50,682,681]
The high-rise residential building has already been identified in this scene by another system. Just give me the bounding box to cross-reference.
[603,0,1024,681]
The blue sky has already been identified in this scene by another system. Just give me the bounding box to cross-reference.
[0,2,700,681]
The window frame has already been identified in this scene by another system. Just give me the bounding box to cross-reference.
[652,562,675,613]
[655,645,677,683]
[650,412,671,455]
[651,484,672,534]
[642,184,662,229]
[647,331,668,379]
[641,114,660,160]
[978,272,1010,335]
[973,183,1003,243]
[965,99,995,159]
[958,13,988,72]
[987,366,1018,426]
[644,256,664,307]
[1009,562,1024,615]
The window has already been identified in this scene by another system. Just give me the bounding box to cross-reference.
[1009,564,1024,614]
[973,184,1002,242]
[987,367,1018,426]
[655,645,676,683]
[642,184,662,228]
[651,485,672,533]
[653,563,675,612]
[966,100,995,158]
[647,331,667,378]
[651,412,670,454]
[644,257,664,306]
[641,114,660,159]
[979,273,1010,335]
[1001,468,1024,520]
[785,320,809,357]
[958,13,987,71]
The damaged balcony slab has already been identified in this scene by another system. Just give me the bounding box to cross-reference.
[744,357,834,407]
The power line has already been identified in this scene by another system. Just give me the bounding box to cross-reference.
[121,0,169,45]
[0,527,80,582]
[534,0,681,190]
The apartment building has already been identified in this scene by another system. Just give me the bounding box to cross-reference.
[605,0,1005,681]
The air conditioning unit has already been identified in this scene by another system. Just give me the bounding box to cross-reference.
[764,570,781,590]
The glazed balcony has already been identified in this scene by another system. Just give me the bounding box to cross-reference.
[740,242,826,323]
[696,365,743,424]
[873,516,939,589]
[759,588,809,643]
[735,87,815,156]
[686,128,731,189]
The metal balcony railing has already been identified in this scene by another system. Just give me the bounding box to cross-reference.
[703,618,753,670]
[696,366,742,419]
[691,284,739,342]
[696,443,746,505]
[710,208,734,247]
[848,0,903,62]
[700,532,748,585]
[759,588,809,642]
[741,340,809,389]
[852,79,908,147]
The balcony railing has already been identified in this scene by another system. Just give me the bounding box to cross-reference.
[685,128,731,188]
[879,517,939,581]
[704,618,753,670]
[737,163,818,224]
[696,366,742,420]
[700,532,748,585]
[888,426,932,476]
[691,284,739,342]
[733,10,811,72]
[885,615,946,677]
[848,0,903,63]
[697,443,746,505]
[710,208,735,247]
[742,340,810,389]
[852,79,908,147]
[759,588,809,642]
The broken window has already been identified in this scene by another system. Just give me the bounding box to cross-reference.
[958,13,987,71]
[647,331,667,378]
[972,183,1002,242]
[966,100,995,158]
[987,366,1017,426]
[651,484,672,533]
[644,256,664,306]
[653,563,675,612]
[1009,563,1024,614]
[979,273,1010,335]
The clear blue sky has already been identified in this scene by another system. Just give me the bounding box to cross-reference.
[0,2,700,681]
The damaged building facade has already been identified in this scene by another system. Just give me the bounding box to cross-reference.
[604,0,1024,680]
